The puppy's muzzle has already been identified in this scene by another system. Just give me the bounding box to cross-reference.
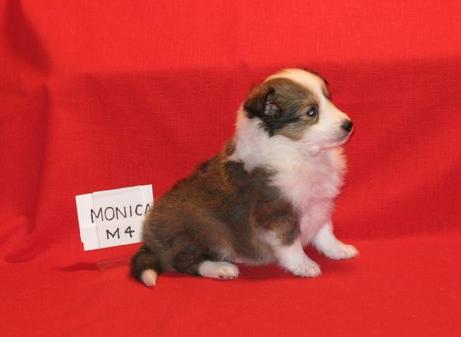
[341,120,353,133]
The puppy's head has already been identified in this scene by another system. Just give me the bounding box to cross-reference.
[243,69,353,150]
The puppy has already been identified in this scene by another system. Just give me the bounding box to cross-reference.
[131,69,358,286]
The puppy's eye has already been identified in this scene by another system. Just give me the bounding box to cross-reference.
[307,107,318,117]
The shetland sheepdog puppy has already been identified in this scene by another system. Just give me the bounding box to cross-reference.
[132,69,358,286]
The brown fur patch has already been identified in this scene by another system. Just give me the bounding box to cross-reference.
[133,146,300,277]
[244,78,320,140]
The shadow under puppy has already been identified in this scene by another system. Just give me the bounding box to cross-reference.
[131,69,358,286]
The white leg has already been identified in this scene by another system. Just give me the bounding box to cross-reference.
[272,237,321,277]
[313,223,358,260]
[198,261,239,280]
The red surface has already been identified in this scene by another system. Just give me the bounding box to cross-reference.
[1,1,460,337]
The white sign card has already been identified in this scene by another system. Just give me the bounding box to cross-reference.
[75,185,153,250]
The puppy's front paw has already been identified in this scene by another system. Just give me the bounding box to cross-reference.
[323,243,358,260]
[290,258,321,278]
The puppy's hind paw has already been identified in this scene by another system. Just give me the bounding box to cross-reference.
[198,261,239,280]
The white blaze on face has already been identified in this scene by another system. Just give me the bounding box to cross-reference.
[267,69,351,150]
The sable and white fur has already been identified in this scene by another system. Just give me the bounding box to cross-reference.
[131,69,358,286]
[230,69,357,276]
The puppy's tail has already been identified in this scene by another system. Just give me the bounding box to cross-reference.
[131,245,161,287]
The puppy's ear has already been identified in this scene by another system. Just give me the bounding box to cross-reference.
[244,84,280,120]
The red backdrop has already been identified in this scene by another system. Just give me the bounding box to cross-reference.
[1,1,460,337]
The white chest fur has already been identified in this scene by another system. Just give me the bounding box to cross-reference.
[272,149,344,207]
[231,115,346,244]
[271,149,346,243]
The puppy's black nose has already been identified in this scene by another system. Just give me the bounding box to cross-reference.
[341,120,353,133]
